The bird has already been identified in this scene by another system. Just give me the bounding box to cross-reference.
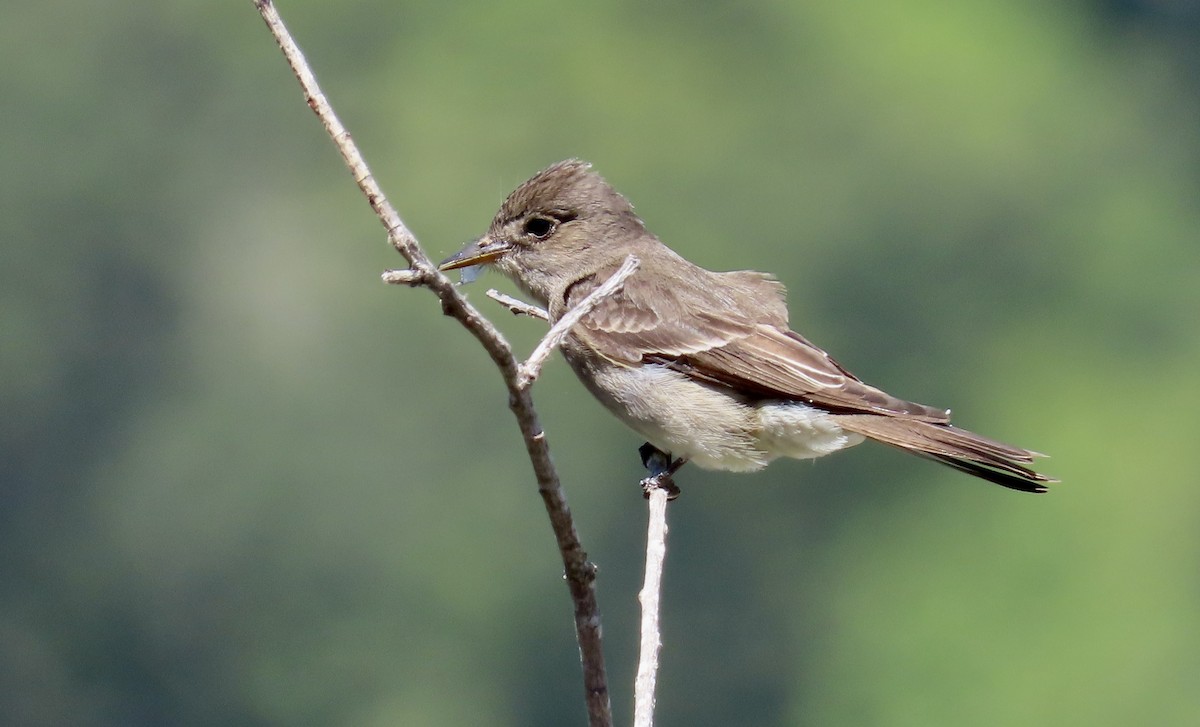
[440,160,1054,493]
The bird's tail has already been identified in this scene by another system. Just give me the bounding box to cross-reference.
[830,415,1055,493]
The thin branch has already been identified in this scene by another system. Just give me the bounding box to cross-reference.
[252,3,612,725]
[634,486,670,727]
[487,289,550,321]
[517,254,639,389]
[382,269,424,286]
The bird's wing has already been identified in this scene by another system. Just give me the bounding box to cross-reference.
[678,326,950,421]
[565,262,950,422]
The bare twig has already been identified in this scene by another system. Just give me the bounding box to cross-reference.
[486,289,550,321]
[634,486,670,727]
[252,3,612,725]
[381,269,424,286]
[517,255,639,389]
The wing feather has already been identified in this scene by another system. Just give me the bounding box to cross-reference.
[562,261,949,422]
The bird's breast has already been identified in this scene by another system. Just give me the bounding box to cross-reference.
[558,340,770,471]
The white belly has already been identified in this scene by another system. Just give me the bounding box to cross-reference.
[563,347,864,472]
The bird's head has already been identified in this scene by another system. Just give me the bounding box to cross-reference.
[439,159,645,305]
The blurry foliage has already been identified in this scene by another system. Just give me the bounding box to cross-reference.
[2,1,1199,725]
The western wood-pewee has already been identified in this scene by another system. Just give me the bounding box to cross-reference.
[441,160,1053,492]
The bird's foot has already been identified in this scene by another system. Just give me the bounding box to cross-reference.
[638,443,686,500]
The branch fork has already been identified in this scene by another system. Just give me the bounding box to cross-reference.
[252,2,617,724]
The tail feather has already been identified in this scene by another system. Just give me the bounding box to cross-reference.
[832,415,1055,494]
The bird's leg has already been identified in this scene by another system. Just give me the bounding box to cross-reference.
[638,443,685,500]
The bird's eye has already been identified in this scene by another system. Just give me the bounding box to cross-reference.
[523,216,555,240]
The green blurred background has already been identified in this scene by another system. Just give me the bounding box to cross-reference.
[4,1,1199,725]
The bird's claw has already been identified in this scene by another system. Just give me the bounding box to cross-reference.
[638,442,686,500]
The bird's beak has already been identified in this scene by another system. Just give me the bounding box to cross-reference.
[438,235,512,271]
